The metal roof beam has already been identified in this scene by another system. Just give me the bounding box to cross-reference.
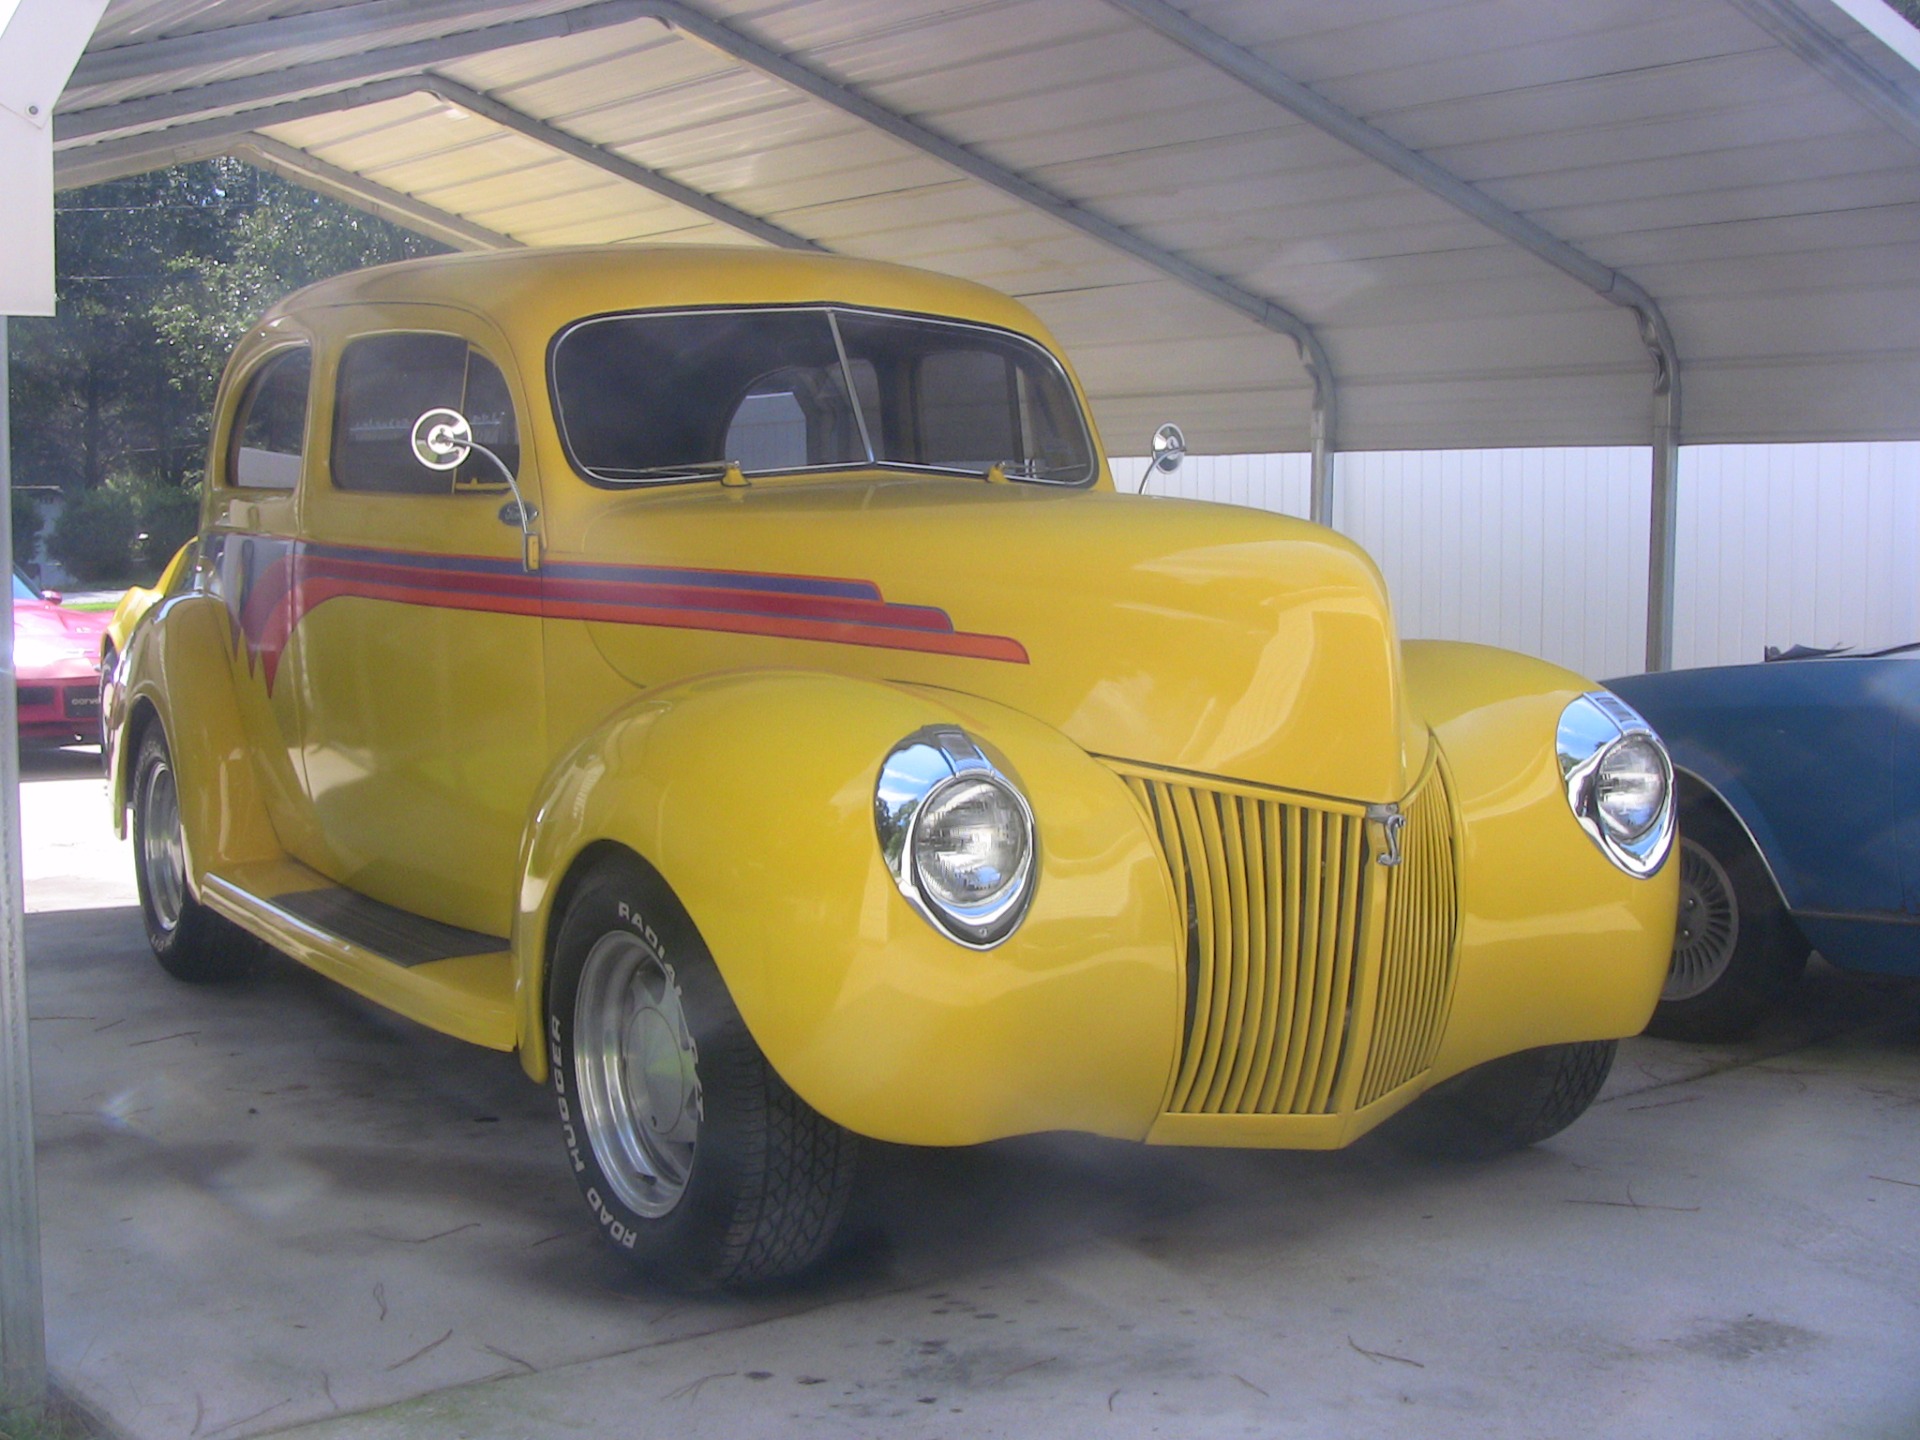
[55,70,812,250]
[414,76,820,250]
[54,75,421,185]
[1100,0,1681,666]
[232,134,522,251]
[70,0,582,93]
[55,1,661,145]
[52,122,233,187]
[1726,0,1920,149]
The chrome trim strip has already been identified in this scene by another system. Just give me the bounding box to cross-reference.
[875,727,1038,949]
[1556,691,1676,878]
[825,308,877,466]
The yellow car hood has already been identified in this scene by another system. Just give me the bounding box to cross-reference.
[565,476,1425,804]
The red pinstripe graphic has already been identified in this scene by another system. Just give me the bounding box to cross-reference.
[221,540,1028,692]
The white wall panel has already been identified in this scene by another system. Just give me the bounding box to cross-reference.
[1674,443,1920,668]
[1120,443,1920,680]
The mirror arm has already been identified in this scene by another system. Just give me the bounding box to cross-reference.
[1136,422,1187,494]
[411,409,542,573]
[467,439,542,573]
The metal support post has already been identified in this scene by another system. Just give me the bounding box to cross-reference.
[1636,305,1682,673]
[0,315,47,1404]
[1306,362,1337,530]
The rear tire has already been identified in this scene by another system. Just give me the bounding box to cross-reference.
[1391,1040,1618,1159]
[131,726,252,983]
[98,645,115,757]
[1646,799,1808,1041]
[546,855,858,1290]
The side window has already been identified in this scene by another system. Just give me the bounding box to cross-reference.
[229,347,311,490]
[333,333,521,494]
[459,349,521,488]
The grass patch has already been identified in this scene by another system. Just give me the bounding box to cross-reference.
[0,1392,98,1440]
[60,601,120,614]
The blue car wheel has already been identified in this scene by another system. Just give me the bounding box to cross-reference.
[1647,799,1809,1040]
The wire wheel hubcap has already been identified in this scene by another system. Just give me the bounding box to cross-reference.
[138,755,187,934]
[574,930,701,1218]
[1666,838,1739,1001]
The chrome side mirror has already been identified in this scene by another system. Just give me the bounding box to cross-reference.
[410,407,473,471]
[1136,422,1187,493]
[410,408,542,572]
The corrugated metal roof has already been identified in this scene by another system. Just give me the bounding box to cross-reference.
[53,0,1920,453]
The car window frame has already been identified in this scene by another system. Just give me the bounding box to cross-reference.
[223,343,314,493]
[329,328,525,497]
[546,302,1100,491]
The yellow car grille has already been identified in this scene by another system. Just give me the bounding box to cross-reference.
[1115,763,1459,1117]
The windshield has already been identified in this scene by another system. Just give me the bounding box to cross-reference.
[550,306,1096,486]
[12,572,38,602]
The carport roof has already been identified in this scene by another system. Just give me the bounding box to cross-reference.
[47,0,1920,456]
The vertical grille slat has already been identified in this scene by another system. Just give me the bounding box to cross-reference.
[1309,815,1367,1112]
[1357,770,1460,1106]
[1206,794,1255,1113]
[1277,810,1327,1113]
[1167,786,1221,1111]
[1218,798,1270,1114]
[1121,763,1459,1118]
[1257,804,1305,1113]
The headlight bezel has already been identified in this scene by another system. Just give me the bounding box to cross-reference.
[874,727,1038,949]
[1555,691,1676,877]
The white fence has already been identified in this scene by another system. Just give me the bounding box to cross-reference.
[1121,442,1920,679]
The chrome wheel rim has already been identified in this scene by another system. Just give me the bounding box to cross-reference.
[1666,838,1739,1001]
[138,754,187,934]
[573,931,700,1218]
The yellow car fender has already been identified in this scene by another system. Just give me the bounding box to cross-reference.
[113,593,283,885]
[515,669,1184,1147]
[1406,641,1678,1081]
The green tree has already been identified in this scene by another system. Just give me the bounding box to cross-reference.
[7,158,443,581]
[147,169,446,439]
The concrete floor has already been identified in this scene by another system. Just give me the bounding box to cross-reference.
[17,748,1920,1440]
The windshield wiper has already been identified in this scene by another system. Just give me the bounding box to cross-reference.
[590,460,741,484]
[986,457,1082,482]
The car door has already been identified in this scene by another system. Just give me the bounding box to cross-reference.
[290,306,546,939]
[201,335,332,866]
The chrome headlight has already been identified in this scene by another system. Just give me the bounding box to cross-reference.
[1556,692,1675,877]
[875,727,1037,948]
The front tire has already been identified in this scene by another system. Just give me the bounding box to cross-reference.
[1390,1040,1618,1159]
[546,856,858,1290]
[1647,799,1808,1041]
[130,726,252,983]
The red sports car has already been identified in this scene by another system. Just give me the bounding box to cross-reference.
[14,572,110,746]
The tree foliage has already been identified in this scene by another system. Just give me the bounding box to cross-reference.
[6,159,444,579]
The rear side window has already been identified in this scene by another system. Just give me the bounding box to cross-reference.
[332,332,521,493]
[229,347,311,490]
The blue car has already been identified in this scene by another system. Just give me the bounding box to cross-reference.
[1606,647,1919,1039]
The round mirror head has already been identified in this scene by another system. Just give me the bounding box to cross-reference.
[1150,422,1187,473]
[411,408,473,472]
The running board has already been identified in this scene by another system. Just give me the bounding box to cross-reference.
[199,859,517,1051]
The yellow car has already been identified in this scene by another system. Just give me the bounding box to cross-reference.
[99,539,195,749]
[110,247,1677,1289]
